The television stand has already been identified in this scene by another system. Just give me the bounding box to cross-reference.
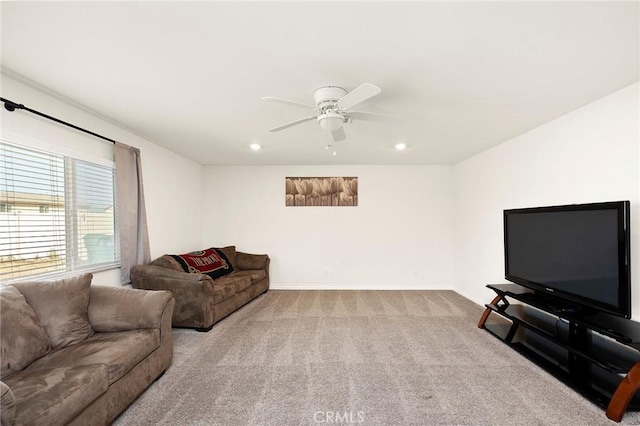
[479,283,640,422]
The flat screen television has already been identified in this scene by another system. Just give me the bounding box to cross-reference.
[504,201,631,318]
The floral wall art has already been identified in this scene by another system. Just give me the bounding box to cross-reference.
[285,177,358,207]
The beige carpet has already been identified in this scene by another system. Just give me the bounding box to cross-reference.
[113,290,640,425]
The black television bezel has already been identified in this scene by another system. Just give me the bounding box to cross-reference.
[504,200,631,319]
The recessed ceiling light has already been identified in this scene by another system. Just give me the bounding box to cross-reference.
[395,143,407,151]
[249,143,262,150]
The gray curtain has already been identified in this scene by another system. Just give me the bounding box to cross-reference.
[115,142,150,284]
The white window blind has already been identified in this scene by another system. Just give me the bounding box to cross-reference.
[0,141,118,281]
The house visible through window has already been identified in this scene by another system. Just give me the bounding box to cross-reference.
[0,141,119,281]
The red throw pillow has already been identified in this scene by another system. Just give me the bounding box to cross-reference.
[170,248,235,280]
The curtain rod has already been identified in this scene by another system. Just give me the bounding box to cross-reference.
[1,97,117,145]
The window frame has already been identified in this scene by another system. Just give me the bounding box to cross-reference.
[0,133,120,282]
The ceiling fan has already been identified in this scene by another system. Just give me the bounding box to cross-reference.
[262,83,387,142]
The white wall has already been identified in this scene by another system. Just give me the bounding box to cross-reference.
[1,74,204,286]
[3,73,637,302]
[453,83,640,318]
[202,166,454,289]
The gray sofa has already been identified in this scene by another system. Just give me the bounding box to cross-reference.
[131,246,269,331]
[0,274,175,426]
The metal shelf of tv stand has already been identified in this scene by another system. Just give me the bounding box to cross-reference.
[484,302,633,374]
[480,283,640,422]
[486,284,640,345]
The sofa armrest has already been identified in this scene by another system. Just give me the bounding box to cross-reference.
[1,381,15,426]
[237,252,270,272]
[88,286,174,333]
[132,264,212,284]
[130,265,215,295]
[131,264,215,329]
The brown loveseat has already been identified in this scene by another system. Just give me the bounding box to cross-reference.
[131,246,269,331]
[0,274,174,426]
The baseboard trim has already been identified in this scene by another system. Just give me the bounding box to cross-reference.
[451,287,486,309]
[270,284,456,291]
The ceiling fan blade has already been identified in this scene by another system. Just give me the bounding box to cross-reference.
[268,116,317,132]
[349,111,396,121]
[336,83,382,110]
[330,127,346,142]
[262,97,316,109]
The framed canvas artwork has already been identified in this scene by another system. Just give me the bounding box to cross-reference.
[285,177,357,206]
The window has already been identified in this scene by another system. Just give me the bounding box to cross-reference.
[0,141,119,281]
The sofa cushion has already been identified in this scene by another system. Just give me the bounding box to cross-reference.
[14,274,94,349]
[211,283,237,304]
[0,381,15,426]
[215,245,239,271]
[0,286,52,379]
[4,365,108,426]
[27,329,160,384]
[233,269,267,285]
[216,273,253,293]
[237,252,269,271]
[169,248,235,280]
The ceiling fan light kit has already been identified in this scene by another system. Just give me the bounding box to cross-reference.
[317,110,345,132]
[263,83,386,143]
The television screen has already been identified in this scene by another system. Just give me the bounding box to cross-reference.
[504,201,631,318]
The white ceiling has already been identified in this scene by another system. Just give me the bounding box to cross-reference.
[1,1,638,166]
